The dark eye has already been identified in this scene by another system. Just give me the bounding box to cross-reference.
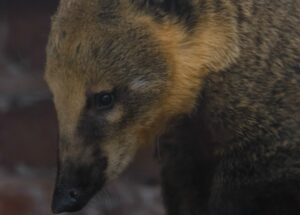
[94,92,114,110]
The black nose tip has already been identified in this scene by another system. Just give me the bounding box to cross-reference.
[52,188,82,214]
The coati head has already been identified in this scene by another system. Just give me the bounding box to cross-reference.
[45,0,239,213]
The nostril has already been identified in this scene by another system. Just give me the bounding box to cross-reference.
[69,189,79,201]
[52,187,85,213]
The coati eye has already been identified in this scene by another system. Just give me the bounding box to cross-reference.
[94,92,114,110]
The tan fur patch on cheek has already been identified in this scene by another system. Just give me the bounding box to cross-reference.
[106,105,124,123]
[102,134,139,180]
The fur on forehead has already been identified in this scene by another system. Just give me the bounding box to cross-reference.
[56,0,194,21]
[54,0,124,29]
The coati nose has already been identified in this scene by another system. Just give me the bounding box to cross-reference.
[52,187,82,214]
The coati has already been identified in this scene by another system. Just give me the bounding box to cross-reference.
[45,0,300,214]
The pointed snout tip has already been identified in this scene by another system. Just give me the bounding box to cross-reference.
[51,195,71,214]
[52,187,83,214]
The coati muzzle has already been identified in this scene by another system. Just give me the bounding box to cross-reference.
[52,158,108,213]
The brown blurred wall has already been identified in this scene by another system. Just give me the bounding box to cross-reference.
[0,0,58,167]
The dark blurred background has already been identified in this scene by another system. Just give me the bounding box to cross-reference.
[0,1,164,214]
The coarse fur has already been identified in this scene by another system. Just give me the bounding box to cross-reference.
[45,0,300,214]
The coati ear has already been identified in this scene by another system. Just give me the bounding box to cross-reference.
[131,0,194,19]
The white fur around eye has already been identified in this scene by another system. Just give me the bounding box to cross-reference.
[129,78,149,91]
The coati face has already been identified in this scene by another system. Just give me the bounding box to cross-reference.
[45,0,239,213]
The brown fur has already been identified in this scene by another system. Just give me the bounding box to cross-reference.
[46,0,300,214]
